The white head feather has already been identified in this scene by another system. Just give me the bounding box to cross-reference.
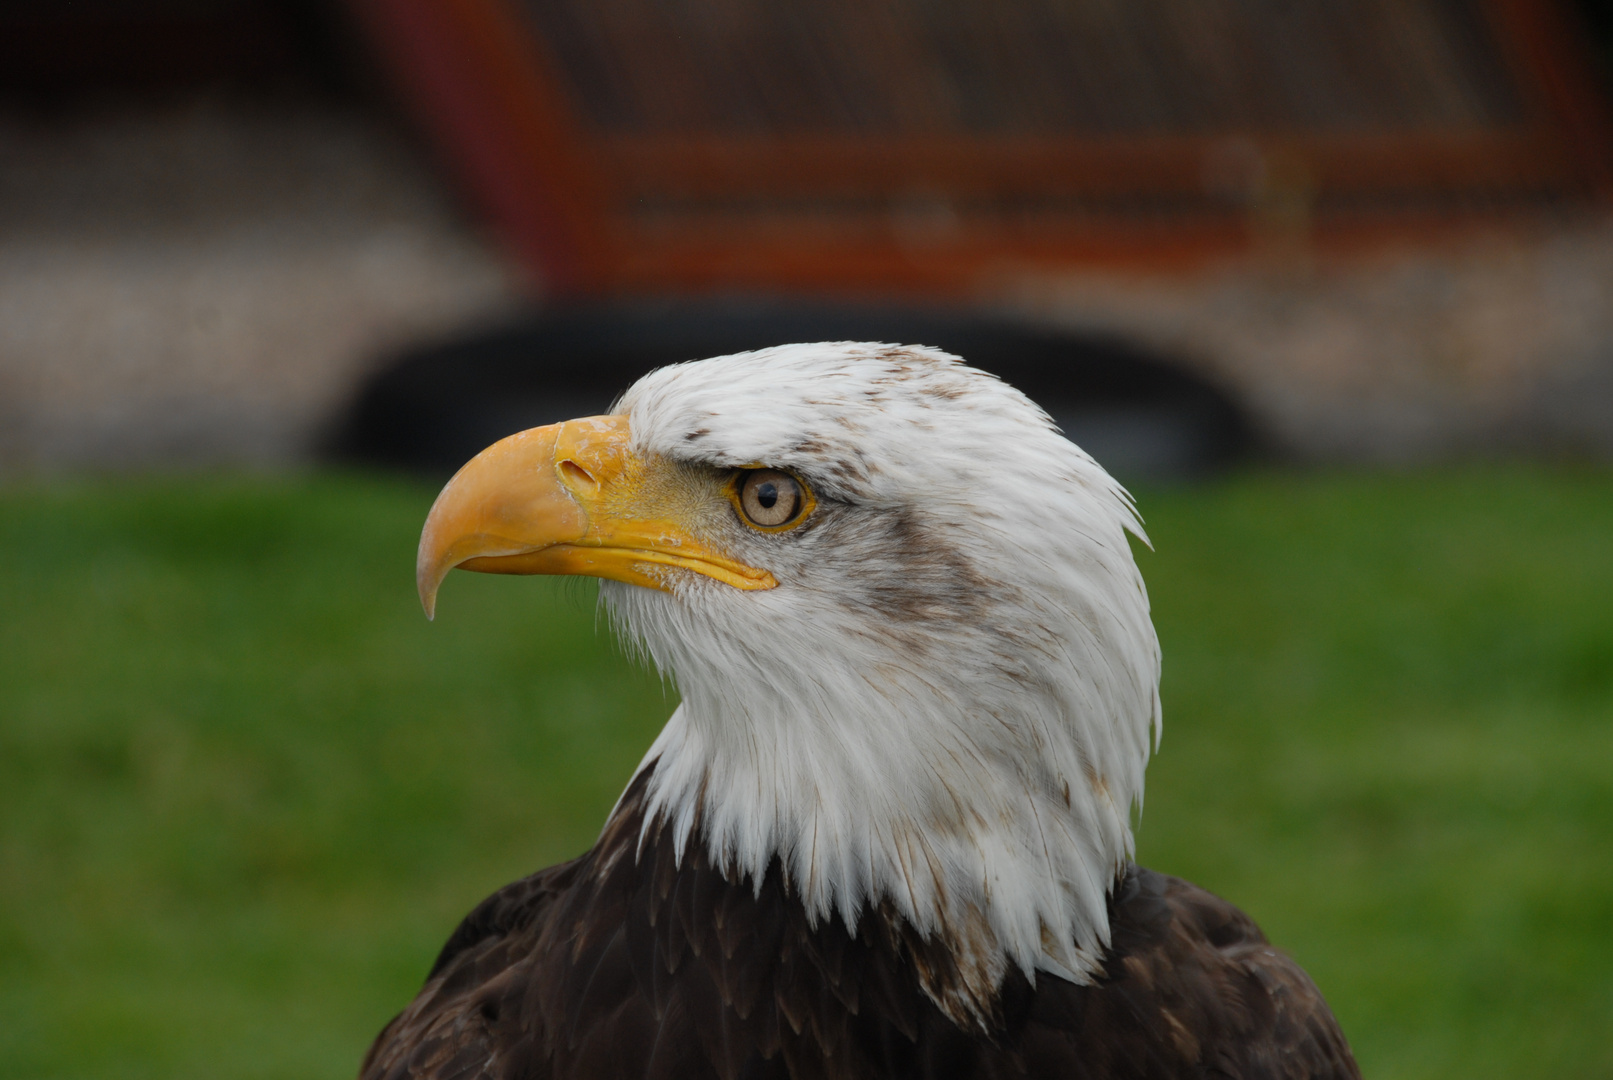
[600,342,1161,1022]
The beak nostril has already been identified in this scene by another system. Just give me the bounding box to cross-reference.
[559,459,598,490]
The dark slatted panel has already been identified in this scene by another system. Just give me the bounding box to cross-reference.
[349,0,1609,290]
[521,0,1522,135]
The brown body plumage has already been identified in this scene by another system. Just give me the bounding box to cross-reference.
[362,767,1359,1080]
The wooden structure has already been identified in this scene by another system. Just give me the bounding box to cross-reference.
[347,0,1613,296]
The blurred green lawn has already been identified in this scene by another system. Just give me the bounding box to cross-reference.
[1,467,1609,1079]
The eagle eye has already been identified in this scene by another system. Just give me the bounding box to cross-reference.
[734,469,810,531]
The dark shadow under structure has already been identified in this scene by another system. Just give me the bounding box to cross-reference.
[328,304,1254,483]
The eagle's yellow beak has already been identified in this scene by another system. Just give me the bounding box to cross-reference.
[416,415,776,618]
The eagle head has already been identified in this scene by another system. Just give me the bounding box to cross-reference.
[417,342,1161,1022]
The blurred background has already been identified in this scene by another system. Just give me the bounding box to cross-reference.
[1,1,1611,1077]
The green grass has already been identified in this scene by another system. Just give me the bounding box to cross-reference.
[1,467,1609,1079]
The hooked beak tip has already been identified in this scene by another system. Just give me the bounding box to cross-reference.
[417,554,446,621]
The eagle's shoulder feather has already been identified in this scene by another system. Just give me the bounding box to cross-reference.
[360,769,1358,1080]
[1020,867,1361,1080]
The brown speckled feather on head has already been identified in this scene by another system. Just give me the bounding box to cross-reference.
[360,766,1359,1080]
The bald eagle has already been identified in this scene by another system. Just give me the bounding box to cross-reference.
[366,344,1359,1080]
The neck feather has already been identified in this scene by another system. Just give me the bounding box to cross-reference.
[606,576,1159,1016]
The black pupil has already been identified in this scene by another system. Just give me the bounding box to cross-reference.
[757,482,778,509]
